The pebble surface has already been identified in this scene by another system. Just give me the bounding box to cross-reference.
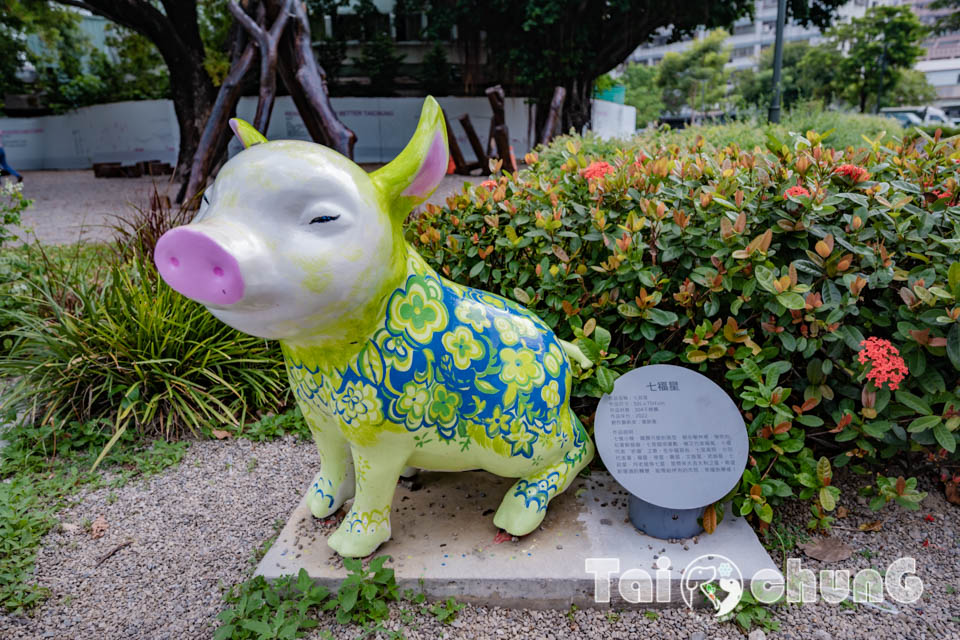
[0,437,956,639]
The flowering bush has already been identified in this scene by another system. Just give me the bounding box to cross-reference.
[413,127,960,530]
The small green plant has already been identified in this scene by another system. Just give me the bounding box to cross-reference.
[796,456,841,530]
[215,570,330,640]
[565,603,578,622]
[643,610,659,621]
[427,596,464,624]
[861,474,927,511]
[241,408,310,442]
[729,590,781,632]
[605,610,621,623]
[327,556,399,625]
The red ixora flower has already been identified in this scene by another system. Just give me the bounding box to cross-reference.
[784,185,811,199]
[857,337,909,391]
[479,179,498,190]
[834,164,871,183]
[581,161,615,180]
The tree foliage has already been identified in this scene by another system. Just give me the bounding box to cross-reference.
[825,5,928,112]
[418,0,849,137]
[620,62,663,127]
[656,29,731,117]
[731,7,936,114]
[929,0,960,35]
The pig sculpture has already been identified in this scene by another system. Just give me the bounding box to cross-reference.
[154,98,594,557]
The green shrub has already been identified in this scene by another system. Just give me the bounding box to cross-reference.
[0,246,288,459]
[637,104,905,152]
[412,127,959,529]
[1,180,31,248]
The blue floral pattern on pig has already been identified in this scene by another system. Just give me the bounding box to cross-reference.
[286,252,574,459]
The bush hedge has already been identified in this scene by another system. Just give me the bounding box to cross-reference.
[643,107,906,153]
[412,127,960,529]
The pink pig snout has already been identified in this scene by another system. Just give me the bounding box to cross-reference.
[154,227,245,305]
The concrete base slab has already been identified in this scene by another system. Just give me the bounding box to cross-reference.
[255,471,780,609]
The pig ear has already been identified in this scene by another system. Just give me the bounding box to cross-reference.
[371,96,448,220]
[229,118,268,149]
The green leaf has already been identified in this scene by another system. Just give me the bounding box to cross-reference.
[754,264,777,293]
[948,324,960,372]
[594,326,612,352]
[513,287,531,304]
[776,291,806,310]
[948,262,960,296]
[595,366,617,395]
[816,456,832,486]
[757,502,773,523]
[907,415,942,433]
[468,261,485,277]
[645,308,678,326]
[895,390,932,415]
[933,423,956,453]
[819,486,836,512]
[742,359,764,385]
[617,303,642,318]
[240,620,273,635]
[578,338,601,365]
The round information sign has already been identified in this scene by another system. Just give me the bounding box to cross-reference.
[594,364,748,510]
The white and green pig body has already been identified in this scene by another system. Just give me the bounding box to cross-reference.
[155,98,594,557]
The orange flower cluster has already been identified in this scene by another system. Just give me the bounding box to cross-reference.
[581,161,615,180]
[833,164,870,183]
[857,337,909,391]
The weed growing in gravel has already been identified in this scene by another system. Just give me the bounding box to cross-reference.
[0,419,187,613]
[216,555,464,640]
[239,408,311,442]
[727,589,781,633]
[643,610,659,621]
[426,596,465,624]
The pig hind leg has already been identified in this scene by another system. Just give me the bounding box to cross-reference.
[327,441,414,558]
[305,416,355,519]
[493,410,594,536]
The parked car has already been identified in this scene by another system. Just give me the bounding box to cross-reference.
[883,111,923,126]
[880,106,951,125]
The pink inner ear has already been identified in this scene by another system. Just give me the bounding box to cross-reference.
[229,119,243,145]
[403,131,447,198]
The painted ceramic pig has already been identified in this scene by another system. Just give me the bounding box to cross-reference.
[154,98,594,557]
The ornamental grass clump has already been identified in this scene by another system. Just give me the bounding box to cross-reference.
[413,126,960,529]
[0,244,287,461]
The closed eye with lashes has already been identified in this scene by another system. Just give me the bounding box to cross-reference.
[310,215,340,224]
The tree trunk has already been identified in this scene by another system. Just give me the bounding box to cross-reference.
[168,61,219,186]
[271,0,356,158]
[560,78,593,137]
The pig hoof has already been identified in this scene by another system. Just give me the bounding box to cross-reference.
[306,472,353,519]
[327,512,390,558]
[492,493,547,537]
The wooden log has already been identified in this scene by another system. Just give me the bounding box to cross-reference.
[183,22,257,204]
[273,0,356,159]
[442,108,469,175]
[229,0,292,134]
[457,114,488,175]
[492,125,515,173]
[485,84,506,157]
[539,86,566,145]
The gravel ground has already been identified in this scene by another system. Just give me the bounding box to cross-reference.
[0,437,956,640]
[10,169,482,245]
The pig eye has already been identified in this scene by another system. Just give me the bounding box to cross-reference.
[310,215,340,224]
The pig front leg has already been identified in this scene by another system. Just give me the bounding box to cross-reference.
[327,441,413,558]
[304,412,355,519]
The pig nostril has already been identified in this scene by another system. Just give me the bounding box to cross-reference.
[213,266,224,277]
[169,257,179,267]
